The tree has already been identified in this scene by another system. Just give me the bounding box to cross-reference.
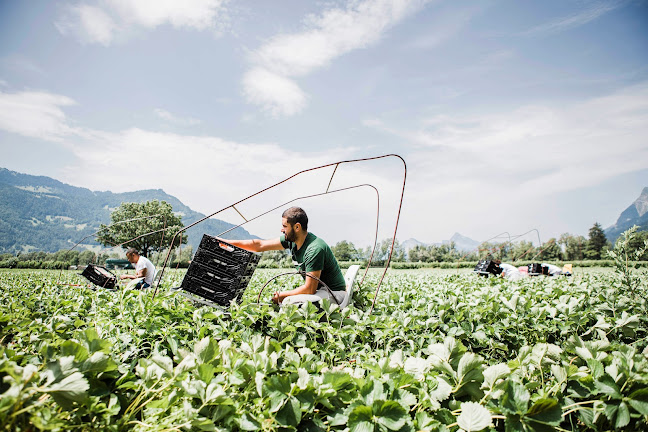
[96,200,186,257]
[618,227,648,261]
[510,241,536,261]
[78,250,96,265]
[540,238,562,261]
[559,233,586,261]
[331,241,359,261]
[374,238,405,264]
[584,222,608,260]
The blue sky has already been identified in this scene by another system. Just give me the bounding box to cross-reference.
[1,0,647,247]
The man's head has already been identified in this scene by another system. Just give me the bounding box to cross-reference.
[281,207,308,242]
[125,248,140,264]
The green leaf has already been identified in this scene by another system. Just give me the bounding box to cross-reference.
[276,396,301,427]
[526,398,562,426]
[500,381,530,415]
[322,370,353,391]
[151,355,173,375]
[482,363,510,389]
[595,375,621,399]
[504,414,524,432]
[628,388,648,415]
[348,405,374,432]
[374,400,408,431]
[457,402,491,431]
[195,337,218,364]
[586,358,604,379]
[40,371,89,403]
[191,417,217,431]
[605,401,630,429]
[238,413,261,431]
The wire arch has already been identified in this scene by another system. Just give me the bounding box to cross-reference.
[154,154,407,314]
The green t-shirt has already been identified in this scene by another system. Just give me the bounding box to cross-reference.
[280,232,346,291]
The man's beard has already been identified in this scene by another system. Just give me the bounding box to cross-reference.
[285,230,297,242]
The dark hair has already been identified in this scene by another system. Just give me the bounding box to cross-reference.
[126,248,139,257]
[282,207,308,231]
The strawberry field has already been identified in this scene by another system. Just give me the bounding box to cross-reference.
[1,267,647,431]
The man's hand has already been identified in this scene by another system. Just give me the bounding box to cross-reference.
[272,291,285,304]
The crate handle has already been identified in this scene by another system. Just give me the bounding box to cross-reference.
[218,242,235,252]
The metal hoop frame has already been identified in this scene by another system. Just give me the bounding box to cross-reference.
[154,154,407,314]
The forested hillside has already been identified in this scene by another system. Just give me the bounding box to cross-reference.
[0,168,256,253]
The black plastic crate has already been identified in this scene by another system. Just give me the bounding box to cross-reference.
[528,263,545,275]
[193,248,258,275]
[80,264,118,289]
[180,235,260,306]
[474,260,502,277]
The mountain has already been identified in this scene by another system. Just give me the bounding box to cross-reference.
[605,187,648,244]
[400,238,429,251]
[400,233,480,253]
[0,168,257,254]
[445,232,481,252]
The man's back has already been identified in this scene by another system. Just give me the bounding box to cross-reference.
[136,256,156,285]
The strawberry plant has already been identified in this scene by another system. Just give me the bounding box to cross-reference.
[0,266,646,431]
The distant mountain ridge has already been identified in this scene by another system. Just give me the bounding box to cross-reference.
[0,168,257,253]
[605,187,648,243]
[401,232,480,253]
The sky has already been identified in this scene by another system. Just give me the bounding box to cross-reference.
[1,0,647,248]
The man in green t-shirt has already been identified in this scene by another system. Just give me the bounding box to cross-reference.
[220,207,346,305]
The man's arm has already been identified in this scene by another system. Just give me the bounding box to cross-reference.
[120,267,146,280]
[273,270,321,303]
[219,238,284,253]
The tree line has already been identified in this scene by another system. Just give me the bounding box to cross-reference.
[2,199,647,269]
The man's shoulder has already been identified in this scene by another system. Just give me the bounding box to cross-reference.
[304,233,332,253]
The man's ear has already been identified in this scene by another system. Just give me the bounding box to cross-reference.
[294,222,301,232]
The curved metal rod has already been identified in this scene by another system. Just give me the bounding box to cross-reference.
[212,184,380,287]
[531,237,556,261]
[507,228,543,261]
[155,154,407,314]
[256,271,339,306]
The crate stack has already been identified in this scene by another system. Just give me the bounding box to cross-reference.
[473,259,502,277]
[528,263,548,276]
[180,234,261,307]
[80,264,118,289]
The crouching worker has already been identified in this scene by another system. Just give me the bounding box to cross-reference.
[120,248,156,289]
[221,207,347,305]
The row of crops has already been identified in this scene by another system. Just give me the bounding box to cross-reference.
[0,264,647,431]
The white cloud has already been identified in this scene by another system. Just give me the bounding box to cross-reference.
[405,5,477,50]
[57,127,384,243]
[0,90,78,141]
[0,87,394,244]
[108,0,228,30]
[55,0,230,45]
[242,68,307,117]
[244,0,432,116]
[55,4,117,46]
[523,1,623,36]
[1,55,46,76]
[154,108,201,126]
[365,82,648,240]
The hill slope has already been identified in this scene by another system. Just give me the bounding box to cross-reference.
[605,187,648,244]
[0,168,257,253]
